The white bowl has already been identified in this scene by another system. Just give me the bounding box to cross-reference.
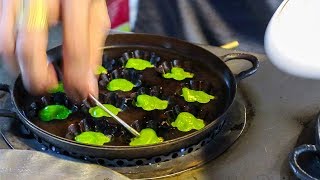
[264,0,320,79]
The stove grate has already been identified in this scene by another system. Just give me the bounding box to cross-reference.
[21,120,225,167]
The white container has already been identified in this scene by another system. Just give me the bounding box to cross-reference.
[265,0,320,79]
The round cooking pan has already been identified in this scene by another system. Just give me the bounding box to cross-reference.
[289,114,320,179]
[0,33,259,166]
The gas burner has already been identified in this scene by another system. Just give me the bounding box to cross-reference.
[0,90,249,179]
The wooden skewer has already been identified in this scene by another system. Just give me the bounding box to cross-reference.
[89,94,141,137]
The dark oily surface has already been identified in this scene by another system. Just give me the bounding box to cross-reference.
[0,39,310,179]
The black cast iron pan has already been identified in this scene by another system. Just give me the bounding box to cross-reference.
[289,114,320,180]
[0,33,259,165]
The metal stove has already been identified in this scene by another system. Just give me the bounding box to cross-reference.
[0,89,249,179]
[1,30,318,179]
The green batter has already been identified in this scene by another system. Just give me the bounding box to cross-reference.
[107,79,135,92]
[89,104,121,118]
[125,58,154,70]
[135,94,168,111]
[75,131,111,146]
[48,82,64,93]
[39,105,72,122]
[96,65,108,75]
[181,87,215,103]
[129,128,163,146]
[171,112,205,132]
[163,67,194,81]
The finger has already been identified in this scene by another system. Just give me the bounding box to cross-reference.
[62,1,94,102]
[89,0,110,94]
[16,0,58,95]
[89,0,110,72]
[0,0,20,75]
[47,0,60,26]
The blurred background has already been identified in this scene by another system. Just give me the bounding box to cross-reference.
[108,0,282,53]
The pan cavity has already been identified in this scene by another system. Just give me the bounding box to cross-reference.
[99,69,142,92]
[171,112,205,132]
[38,105,72,122]
[122,50,160,71]
[129,128,163,146]
[133,86,169,111]
[179,80,215,104]
[75,131,111,146]
[156,60,194,81]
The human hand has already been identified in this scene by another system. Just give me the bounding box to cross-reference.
[0,0,110,102]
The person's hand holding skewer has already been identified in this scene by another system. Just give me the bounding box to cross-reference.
[0,0,110,102]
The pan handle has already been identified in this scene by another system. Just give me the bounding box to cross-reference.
[289,144,318,180]
[0,83,17,119]
[221,53,259,82]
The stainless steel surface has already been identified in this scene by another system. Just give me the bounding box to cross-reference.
[89,94,140,137]
[0,149,129,180]
[0,30,313,179]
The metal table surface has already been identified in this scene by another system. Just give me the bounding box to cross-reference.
[0,28,316,179]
